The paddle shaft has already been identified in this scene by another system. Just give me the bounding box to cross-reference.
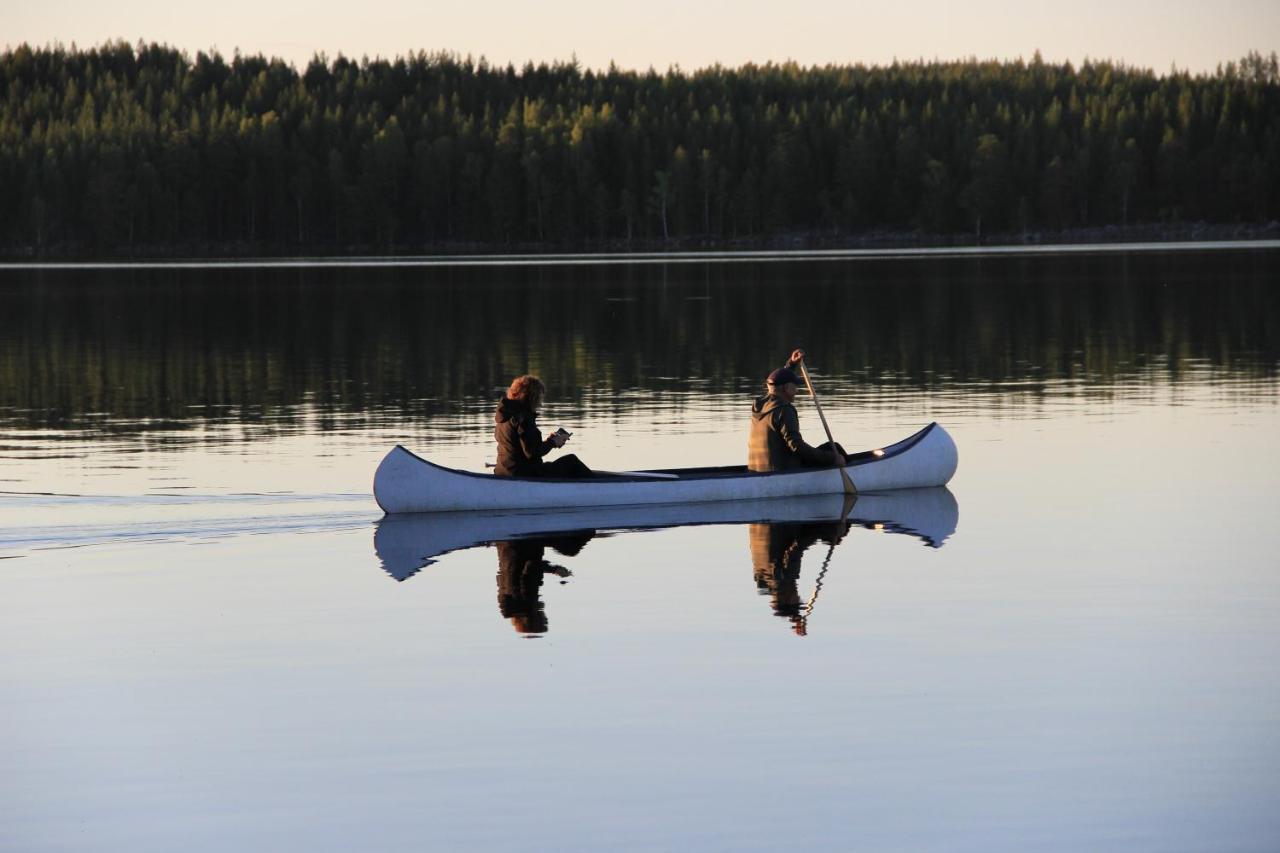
[797,360,856,495]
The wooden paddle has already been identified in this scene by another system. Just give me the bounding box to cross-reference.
[797,359,856,496]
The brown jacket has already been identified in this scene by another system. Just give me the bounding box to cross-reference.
[747,394,833,472]
[493,396,555,476]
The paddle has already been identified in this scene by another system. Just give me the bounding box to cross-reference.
[797,358,856,496]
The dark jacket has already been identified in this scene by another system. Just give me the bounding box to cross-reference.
[748,393,833,472]
[494,397,555,476]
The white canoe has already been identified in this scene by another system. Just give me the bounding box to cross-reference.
[373,487,959,580]
[373,422,957,514]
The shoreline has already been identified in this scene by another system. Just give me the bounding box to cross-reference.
[4,236,1279,270]
[4,221,1278,265]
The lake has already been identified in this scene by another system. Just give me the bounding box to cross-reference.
[3,246,1278,851]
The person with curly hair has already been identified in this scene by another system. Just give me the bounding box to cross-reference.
[493,374,593,478]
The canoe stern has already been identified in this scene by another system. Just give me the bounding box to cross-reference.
[373,445,438,514]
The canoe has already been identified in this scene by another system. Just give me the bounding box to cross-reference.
[373,421,957,514]
[373,487,959,581]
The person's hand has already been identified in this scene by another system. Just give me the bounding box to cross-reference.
[789,348,805,364]
[551,431,569,448]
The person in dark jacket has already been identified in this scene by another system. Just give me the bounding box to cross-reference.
[748,349,847,473]
[494,374,593,478]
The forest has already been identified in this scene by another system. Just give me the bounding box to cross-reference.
[2,42,1278,254]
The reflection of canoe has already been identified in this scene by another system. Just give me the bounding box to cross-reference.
[374,422,957,514]
[373,487,958,581]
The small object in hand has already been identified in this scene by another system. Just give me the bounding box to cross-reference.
[555,428,572,437]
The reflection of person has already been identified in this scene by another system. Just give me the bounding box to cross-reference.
[748,349,847,472]
[749,519,850,634]
[494,374,593,478]
[495,532,594,635]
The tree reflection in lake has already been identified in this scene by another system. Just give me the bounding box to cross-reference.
[4,250,1276,434]
[372,489,957,636]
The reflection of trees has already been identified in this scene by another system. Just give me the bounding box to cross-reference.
[1,251,1276,432]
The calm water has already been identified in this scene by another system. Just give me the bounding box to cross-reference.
[3,248,1279,851]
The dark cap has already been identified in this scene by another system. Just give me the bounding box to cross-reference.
[767,367,799,386]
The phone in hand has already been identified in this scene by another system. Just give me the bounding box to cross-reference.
[555,427,572,438]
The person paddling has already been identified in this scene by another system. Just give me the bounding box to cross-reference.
[494,374,593,478]
[748,349,848,472]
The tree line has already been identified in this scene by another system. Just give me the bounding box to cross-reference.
[2,42,1278,254]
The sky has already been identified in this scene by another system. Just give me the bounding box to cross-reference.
[6,0,1280,74]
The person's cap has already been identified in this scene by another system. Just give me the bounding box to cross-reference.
[767,367,799,386]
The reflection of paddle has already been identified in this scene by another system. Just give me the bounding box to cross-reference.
[798,359,856,496]
[794,492,855,636]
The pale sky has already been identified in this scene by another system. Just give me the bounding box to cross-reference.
[7,0,1279,74]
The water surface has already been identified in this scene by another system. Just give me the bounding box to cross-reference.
[2,248,1278,851]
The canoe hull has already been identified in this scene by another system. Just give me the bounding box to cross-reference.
[374,422,957,514]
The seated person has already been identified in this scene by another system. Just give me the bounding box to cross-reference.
[748,349,847,473]
[494,374,592,478]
